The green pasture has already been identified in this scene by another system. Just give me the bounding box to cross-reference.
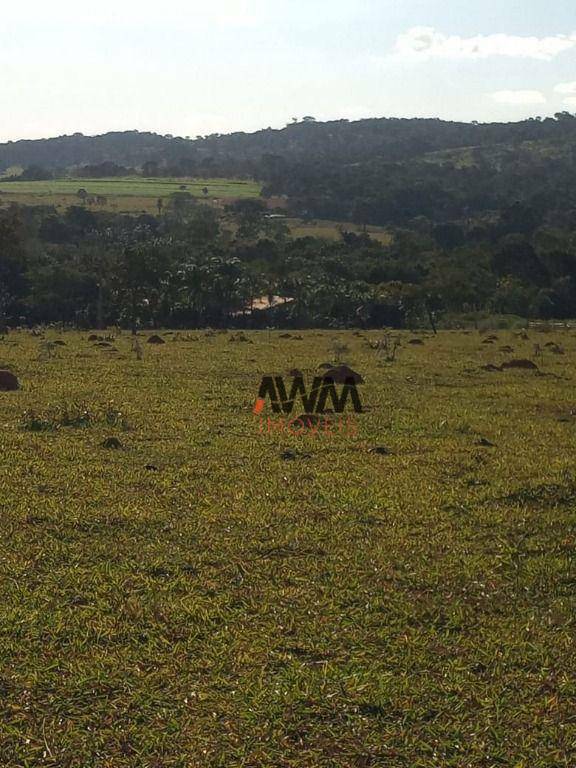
[0,176,262,202]
[0,329,574,766]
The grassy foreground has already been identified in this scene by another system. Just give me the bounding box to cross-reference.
[0,329,574,767]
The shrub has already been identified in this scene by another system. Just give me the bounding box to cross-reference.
[21,401,130,432]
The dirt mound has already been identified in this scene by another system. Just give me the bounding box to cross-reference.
[101,437,123,449]
[322,365,364,384]
[501,359,539,370]
[480,358,539,372]
[408,338,424,345]
[369,446,390,455]
[280,449,311,460]
[0,370,19,391]
[476,437,496,447]
[147,335,166,345]
[229,333,252,343]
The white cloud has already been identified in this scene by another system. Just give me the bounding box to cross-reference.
[395,27,576,61]
[552,83,576,107]
[554,81,576,94]
[490,90,547,106]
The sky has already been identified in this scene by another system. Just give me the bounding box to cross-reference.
[2,0,576,142]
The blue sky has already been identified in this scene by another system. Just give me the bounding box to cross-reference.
[2,0,576,141]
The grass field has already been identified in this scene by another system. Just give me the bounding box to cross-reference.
[0,329,574,766]
[0,177,262,213]
[0,178,392,242]
[285,219,392,245]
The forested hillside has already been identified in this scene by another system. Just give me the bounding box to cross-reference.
[3,114,576,171]
[3,114,576,229]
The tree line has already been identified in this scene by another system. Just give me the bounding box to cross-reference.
[1,192,575,330]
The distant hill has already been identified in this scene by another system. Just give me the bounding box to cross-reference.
[2,115,576,173]
[2,114,576,227]
[0,131,180,172]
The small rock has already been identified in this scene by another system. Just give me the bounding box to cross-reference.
[476,438,495,447]
[281,449,311,460]
[70,595,89,607]
[101,437,123,449]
